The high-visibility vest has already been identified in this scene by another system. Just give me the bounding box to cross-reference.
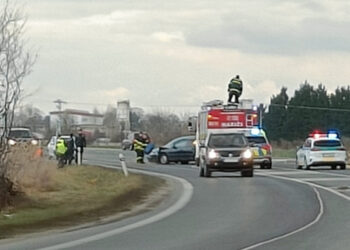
[133,139,147,151]
[228,78,242,93]
[56,138,67,156]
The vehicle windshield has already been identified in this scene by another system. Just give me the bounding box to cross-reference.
[246,136,266,144]
[9,130,32,138]
[208,134,247,148]
[314,140,341,147]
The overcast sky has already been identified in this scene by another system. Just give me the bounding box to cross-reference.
[16,0,350,114]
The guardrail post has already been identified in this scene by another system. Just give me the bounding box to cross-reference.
[119,153,128,177]
[77,147,82,165]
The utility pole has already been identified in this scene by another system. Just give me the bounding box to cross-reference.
[53,99,67,136]
[259,103,265,128]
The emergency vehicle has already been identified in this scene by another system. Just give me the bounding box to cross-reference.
[296,131,347,170]
[188,99,260,166]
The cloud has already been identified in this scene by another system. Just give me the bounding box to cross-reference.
[152,32,185,43]
[99,87,130,100]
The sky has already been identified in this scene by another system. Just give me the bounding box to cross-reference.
[13,0,350,115]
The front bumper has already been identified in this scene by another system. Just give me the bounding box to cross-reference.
[207,158,253,171]
[253,156,272,165]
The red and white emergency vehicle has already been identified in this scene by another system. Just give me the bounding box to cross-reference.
[188,99,259,166]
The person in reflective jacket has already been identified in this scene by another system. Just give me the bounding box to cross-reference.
[228,75,243,104]
[133,132,147,163]
[56,135,68,164]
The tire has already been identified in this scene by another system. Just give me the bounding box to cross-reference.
[341,164,346,170]
[159,154,168,164]
[260,163,265,169]
[181,161,189,165]
[241,168,254,177]
[331,165,337,170]
[304,158,310,170]
[266,162,272,169]
[204,164,211,177]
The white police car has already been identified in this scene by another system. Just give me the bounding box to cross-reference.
[296,131,347,170]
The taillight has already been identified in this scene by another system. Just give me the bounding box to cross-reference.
[311,148,320,151]
[262,144,272,153]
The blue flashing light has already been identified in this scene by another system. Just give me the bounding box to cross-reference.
[251,128,260,136]
[327,130,340,139]
[328,133,337,139]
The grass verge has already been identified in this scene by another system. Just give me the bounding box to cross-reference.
[272,148,296,159]
[0,165,164,239]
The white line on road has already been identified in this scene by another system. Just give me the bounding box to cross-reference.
[299,177,350,181]
[241,186,324,250]
[37,166,194,250]
[241,170,350,250]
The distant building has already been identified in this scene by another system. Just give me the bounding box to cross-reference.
[49,109,104,136]
[117,100,131,132]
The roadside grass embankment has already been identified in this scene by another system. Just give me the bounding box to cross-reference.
[0,148,164,238]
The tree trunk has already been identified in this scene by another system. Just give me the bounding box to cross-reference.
[0,176,13,209]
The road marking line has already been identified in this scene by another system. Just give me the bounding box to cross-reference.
[241,186,324,250]
[299,177,350,181]
[259,171,322,175]
[37,166,193,250]
[242,171,350,250]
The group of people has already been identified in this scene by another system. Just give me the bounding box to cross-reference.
[133,131,153,164]
[55,130,87,166]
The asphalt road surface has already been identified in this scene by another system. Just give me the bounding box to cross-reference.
[1,148,350,250]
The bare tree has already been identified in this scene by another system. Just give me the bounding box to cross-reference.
[0,0,35,208]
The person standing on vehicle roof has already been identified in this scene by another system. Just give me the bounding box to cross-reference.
[228,75,243,104]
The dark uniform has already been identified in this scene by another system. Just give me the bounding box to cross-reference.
[75,132,86,164]
[133,133,147,163]
[228,75,243,104]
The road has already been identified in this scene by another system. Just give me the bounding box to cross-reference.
[1,148,350,250]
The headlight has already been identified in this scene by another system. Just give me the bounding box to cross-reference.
[242,149,252,159]
[31,139,39,145]
[8,139,16,146]
[208,149,219,159]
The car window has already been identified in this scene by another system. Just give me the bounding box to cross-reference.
[174,140,189,148]
[9,130,32,138]
[303,139,311,148]
[246,136,266,144]
[208,134,247,148]
[314,140,341,147]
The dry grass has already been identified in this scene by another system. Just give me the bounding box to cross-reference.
[0,148,165,238]
[6,145,58,194]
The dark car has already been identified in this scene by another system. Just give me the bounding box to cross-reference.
[147,136,195,164]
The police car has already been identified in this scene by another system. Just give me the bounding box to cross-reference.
[296,131,347,170]
[245,128,272,169]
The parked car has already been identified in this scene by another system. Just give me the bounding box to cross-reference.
[147,136,195,164]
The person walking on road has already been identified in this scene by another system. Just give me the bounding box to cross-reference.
[133,132,147,164]
[75,129,86,164]
[228,75,243,104]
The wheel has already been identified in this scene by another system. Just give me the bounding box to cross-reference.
[241,168,254,177]
[296,157,302,169]
[304,158,310,170]
[195,158,200,167]
[159,154,168,164]
[341,164,346,170]
[331,165,337,170]
[204,164,211,177]
[266,162,272,169]
[260,163,265,169]
[181,161,189,165]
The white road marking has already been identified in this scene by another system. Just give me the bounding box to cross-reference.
[241,186,324,250]
[260,170,322,175]
[241,170,350,250]
[37,166,194,250]
[299,177,350,181]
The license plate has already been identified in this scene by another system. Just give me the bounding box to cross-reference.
[323,153,334,157]
[323,157,335,161]
[224,157,239,163]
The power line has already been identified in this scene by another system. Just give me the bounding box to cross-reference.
[269,103,350,112]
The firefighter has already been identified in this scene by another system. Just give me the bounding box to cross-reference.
[133,132,147,163]
[228,75,243,104]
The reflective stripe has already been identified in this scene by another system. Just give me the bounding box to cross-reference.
[229,88,241,93]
